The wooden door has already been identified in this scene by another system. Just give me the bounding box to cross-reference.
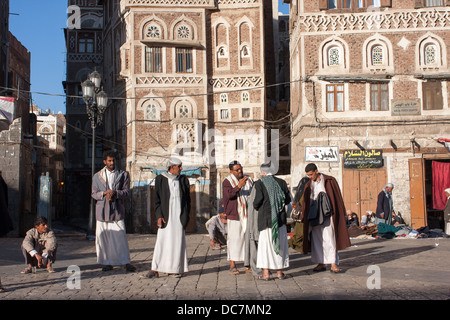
[409,158,427,229]
[343,168,386,221]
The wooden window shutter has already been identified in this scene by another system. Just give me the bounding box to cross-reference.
[380,0,392,7]
[319,0,328,10]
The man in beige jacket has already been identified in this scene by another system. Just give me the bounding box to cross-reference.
[21,216,57,273]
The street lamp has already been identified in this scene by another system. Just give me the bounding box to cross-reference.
[81,71,108,240]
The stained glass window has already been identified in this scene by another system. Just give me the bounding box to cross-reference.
[424,44,436,65]
[328,47,340,66]
[371,46,383,65]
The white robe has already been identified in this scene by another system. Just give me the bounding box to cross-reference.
[227,219,245,262]
[96,220,131,266]
[151,174,188,274]
[256,225,289,270]
[309,174,339,265]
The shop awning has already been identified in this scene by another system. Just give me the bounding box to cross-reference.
[142,166,202,176]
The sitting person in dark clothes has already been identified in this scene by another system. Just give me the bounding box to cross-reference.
[21,216,57,273]
[345,210,359,228]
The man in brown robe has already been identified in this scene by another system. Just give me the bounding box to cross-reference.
[301,163,350,273]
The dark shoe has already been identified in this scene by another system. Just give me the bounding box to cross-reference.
[313,266,326,272]
[125,264,136,272]
[102,265,113,271]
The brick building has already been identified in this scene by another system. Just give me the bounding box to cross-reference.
[287,0,450,229]
[63,0,104,223]
[0,0,8,91]
[95,0,285,233]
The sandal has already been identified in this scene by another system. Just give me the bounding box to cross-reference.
[169,273,182,278]
[145,270,159,278]
[47,265,56,273]
[256,275,271,281]
[229,267,239,275]
[21,267,32,274]
[330,268,344,273]
[277,273,287,280]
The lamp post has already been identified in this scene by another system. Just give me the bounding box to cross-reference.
[81,71,109,240]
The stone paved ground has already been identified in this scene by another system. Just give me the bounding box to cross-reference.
[0,231,449,303]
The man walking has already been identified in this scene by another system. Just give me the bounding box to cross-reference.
[253,163,291,280]
[92,151,135,272]
[147,158,191,278]
[223,161,253,275]
[301,163,350,273]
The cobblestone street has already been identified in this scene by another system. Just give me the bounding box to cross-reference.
[1,230,449,303]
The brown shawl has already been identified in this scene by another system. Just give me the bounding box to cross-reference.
[300,174,351,254]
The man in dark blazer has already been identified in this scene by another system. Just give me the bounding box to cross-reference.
[148,158,191,278]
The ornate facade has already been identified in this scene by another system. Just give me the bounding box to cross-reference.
[287,0,450,228]
[97,0,283,232]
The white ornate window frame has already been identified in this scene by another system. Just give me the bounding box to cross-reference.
[137,95,166,122]
[362,34,394,73]
[319,37,349,74]
[416,33,447,72]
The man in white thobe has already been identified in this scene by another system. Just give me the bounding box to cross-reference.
[147,158,191,278]
[92,151,136,272]
[253,163,291,280]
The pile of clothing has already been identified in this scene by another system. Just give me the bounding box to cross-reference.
[349,222,449,239]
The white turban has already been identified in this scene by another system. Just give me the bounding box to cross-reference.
[167,157,182,167]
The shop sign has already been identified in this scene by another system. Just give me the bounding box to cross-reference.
[343,149,383,169]
[391,99,421,116]
[305,146,339,162]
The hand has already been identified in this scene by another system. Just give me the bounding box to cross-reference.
[237,176,248,189]
[35,254,43,268]
[157,218,166,228]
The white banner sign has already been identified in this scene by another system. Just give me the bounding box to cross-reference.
[305,146,339,162]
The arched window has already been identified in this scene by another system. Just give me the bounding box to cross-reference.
[362,35,393,72]
[145,103,159,120]
[424,44,437,65]
[327,46,340,66]
[371,45,383,65]
[176,102,192,119]
[242,91,249,103]
[416,34,446,71]
[319,37,349,73]
[220,93,228,104]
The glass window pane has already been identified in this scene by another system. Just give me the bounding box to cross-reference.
[337,92,344,111]
[327,92,335,112]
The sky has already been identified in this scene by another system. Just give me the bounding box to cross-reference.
[8,1,289,115]
[9,0,68,114]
